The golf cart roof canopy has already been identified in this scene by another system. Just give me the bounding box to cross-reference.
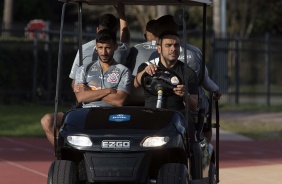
[58,0,212,6]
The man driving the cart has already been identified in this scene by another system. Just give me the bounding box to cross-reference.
[135,15,221,142]
[134,31,199,113]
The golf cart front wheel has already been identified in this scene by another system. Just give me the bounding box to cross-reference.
[209,162,217,184]
[48,160,77,184]
[157,163,188,184]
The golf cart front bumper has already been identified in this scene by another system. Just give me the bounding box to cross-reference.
[84,152,150,183]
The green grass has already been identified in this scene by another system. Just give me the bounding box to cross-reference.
[218,104,282,140]
[220,120,282,141]
[0,104,70,137]
[219,104,282,112]
[228,85,282,93]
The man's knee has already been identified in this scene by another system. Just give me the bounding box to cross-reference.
[41,113,54,130]
[41,112,64,129]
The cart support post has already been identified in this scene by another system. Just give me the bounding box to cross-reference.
[54,2,67,157]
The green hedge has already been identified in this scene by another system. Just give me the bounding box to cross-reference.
[0,40,77,104]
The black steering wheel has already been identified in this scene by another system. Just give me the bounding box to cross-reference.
[141,67,183,96]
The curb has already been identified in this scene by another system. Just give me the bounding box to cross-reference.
[212,129,253,141]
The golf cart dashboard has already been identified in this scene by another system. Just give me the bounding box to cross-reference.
[58,0,212,6]
[63,107,185,131]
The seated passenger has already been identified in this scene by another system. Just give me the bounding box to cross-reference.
[74,29,131,108]
[40,4,131,146]
[126,19,158,75]
[70,3,130,79]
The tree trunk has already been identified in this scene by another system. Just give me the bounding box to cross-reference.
[213,0,220,38]
[2,0,13,37]
[157,5,169,17]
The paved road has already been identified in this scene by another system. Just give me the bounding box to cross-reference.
[216,140,282,184]
[214,110,282,184]
[1,135,282,184]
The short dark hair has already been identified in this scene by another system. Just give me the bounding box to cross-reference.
[158,31,179,45]
[96,29,117,44]
[154,15,178,37]
[98,14,118,31]
[146,19,156,34]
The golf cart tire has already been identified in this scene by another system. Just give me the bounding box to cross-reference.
[157,163,188,184]
[48,160,77,184]
[209,162,216,184]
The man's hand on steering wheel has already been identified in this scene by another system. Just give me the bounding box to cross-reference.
[173,84,185,97]
[144,64,158,76]
[141,67,183,96]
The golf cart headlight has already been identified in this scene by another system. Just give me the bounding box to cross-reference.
[67,136,92,147]
[142,136,169,147]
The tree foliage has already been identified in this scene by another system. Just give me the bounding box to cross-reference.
[1,1,282,36]
[226,0,282,37]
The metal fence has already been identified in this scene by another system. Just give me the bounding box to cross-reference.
[0,28,145,105]
[211,34,282,106]
[1,27,282,106]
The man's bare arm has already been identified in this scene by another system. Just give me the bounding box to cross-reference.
[134,69,145,88]
[74,85,116,103]
[101,90,129,106]
[134,64,158,88]
[74,83,128,106]
[187,94,198,111]
[173,84,198,111]
[114,3,130,44]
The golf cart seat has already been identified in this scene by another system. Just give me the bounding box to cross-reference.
[124,76,145,106]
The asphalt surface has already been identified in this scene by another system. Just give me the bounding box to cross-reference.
[213,110,282,184]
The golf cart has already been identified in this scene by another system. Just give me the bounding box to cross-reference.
[48,0,220,184]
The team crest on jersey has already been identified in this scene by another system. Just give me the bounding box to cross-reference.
[107,73,119,83]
